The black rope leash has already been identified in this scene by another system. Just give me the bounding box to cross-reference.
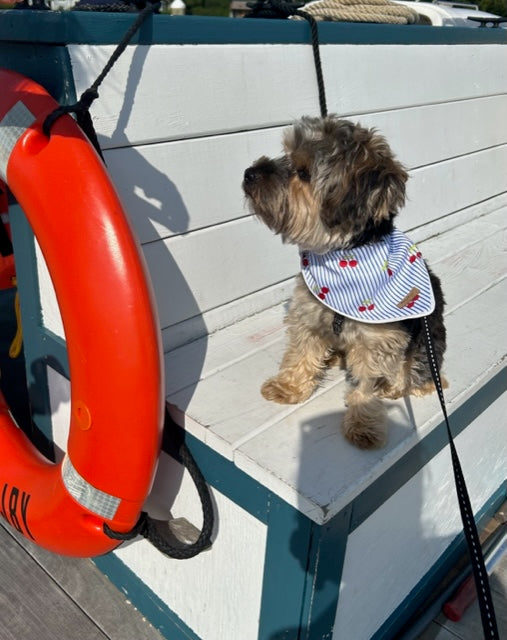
[246,0,328,117]
[422,317,499,639]
[42,1,161,152]
[104,408,214,559]
[275,0,498,626]
[332,310,500,637]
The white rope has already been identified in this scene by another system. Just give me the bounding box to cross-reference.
[295,0,419,24]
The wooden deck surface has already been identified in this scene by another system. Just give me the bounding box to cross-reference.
[0,522,163,640]
[1,516,506,639]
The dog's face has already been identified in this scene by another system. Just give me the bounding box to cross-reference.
[243,116,408,253]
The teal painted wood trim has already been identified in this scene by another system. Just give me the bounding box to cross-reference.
[168,428,275,524]
[1,11,506,46]
[0,42,77,103]
[371,482,507,640]
[93,552,202,640]
[258,497,314,640]
[2,41,77,453]
[8,205,70,457]
[299,507,352,640]
[349,367,507,534]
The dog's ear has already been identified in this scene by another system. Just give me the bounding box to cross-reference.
[361,157,408,221]
[321,152,408,229]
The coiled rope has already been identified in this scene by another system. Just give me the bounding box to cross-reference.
[292,0,418,24]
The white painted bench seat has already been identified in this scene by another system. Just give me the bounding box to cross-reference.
[3,16,506,640]
[165,199,507,525]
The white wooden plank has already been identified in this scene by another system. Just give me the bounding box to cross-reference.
[36,237,64,340]
[165,304,286,396]
[403,144,507,231]
[69,43,507,148]
[354,94,507,171]
[144,216,299,330]
[104,95,507,244]
[325,44,507,119]
[104,127,281,244]
[161,278,294,351]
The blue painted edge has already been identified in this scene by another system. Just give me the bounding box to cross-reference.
[9,208,71,454]
[0,41,77,103]
[257,498,314,639]
[93,552,202,640]
[372,481,507,639]
[299,506,352,640]
[4,44,76,454]
[1,10,506,45]
[169,428,273,523]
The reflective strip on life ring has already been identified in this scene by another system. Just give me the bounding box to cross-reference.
[0,69,164,557]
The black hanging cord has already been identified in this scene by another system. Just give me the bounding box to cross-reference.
[42,1,161,153]
[422,317,499,639]
[104,408,214,559]
[256,0,496,625]
[246,0,328,117]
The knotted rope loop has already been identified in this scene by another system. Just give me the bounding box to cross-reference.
[104,409,214,559]
[104,511,149,541]
[42,87,99,138]
[42,2,160,140]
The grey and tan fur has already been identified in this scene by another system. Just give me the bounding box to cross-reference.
[243,115,447,449]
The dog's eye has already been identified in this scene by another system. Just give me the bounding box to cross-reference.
[296,168,311,182]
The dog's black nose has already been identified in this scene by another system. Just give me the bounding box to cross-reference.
[243,167,259,185]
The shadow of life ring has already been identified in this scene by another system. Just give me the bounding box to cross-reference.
[0,68,164,557]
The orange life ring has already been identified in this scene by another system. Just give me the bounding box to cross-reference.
[0,69,164,556]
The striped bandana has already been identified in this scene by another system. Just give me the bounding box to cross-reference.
[301,229,435,323]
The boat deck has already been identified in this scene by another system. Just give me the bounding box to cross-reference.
[1,518,506,639]
[0,522,163,640]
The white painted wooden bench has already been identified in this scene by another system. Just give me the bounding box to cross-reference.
[2,12,506,640]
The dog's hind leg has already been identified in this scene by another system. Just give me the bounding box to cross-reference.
[342,380,388,449]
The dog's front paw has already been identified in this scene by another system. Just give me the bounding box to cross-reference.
[261,376,314,404]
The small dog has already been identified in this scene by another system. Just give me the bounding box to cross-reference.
[243,115,447,449]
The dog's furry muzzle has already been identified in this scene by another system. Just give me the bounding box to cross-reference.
[243,156,292,233]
